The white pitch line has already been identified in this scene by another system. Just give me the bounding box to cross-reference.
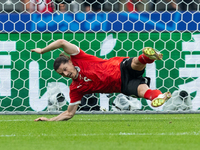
[0,119,33,122]
[1,132,200,137]
[0,133,48,137]
[0,115,199,122]
[68,132,200,136]
[0,116,198,122]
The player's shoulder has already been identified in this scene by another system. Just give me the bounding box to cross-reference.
[71,48,88,58]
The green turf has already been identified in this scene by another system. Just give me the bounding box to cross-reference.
[0,114,200,150]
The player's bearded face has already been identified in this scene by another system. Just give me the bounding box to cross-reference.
[56,61,78,79]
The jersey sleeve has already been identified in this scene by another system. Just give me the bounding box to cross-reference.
[69,87,83,105]
[70,45,80,56]
[70,47,86,57]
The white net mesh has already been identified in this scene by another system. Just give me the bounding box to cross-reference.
[0,0,199,114]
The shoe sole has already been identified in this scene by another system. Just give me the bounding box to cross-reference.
[142,47,163,60]
[151,92,172,107]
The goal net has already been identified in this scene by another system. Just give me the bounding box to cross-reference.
[0,0,199,114]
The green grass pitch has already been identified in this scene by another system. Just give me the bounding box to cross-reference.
[0,114,200,150]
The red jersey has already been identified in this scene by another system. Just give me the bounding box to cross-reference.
[69,49,127,105]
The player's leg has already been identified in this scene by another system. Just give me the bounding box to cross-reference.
[138,47,170,107]
[131,47,163,71]
[137,84,171,107]
[121,53,171,107]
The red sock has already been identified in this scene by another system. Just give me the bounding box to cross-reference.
[144,89,162,101]
[138,54,154,64]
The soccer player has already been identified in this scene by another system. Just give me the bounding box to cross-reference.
[32,39,171,121]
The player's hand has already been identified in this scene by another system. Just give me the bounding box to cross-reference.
[31,48,43,54]
[34,117,50,121]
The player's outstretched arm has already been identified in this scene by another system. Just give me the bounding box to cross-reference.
[31,39,79,55]
[34,104,79,121]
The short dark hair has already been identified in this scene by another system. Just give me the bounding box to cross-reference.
[54,53,70,71]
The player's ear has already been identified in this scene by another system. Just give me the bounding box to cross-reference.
[68,60,73,65]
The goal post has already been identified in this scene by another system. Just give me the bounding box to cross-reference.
[0,0,200,114]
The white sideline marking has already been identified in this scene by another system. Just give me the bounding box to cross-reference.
[0,119,33,122]
[78,117,200,121]
[1,132,200,137]
[68,132,200,136]
[0,133,48,137]
[0,116,199,122]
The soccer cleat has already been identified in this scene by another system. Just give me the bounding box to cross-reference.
[142,47,163,60]
[151,92,172,107]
